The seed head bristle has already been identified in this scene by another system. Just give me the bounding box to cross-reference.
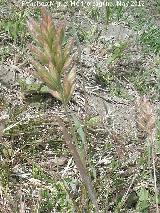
[136,96,156,135]
[27,9,76,104]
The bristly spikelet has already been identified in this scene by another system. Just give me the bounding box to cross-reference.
[136,96,156,135]
[136,97,159,213]
[27,8,76,104]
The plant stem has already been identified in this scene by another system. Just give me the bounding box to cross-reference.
[58,117,99,212]
[63,104,78,142]
[70,9,88,162]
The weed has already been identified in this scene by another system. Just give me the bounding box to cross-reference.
[136,187,150,212]
[104,1,128,27]
[106,42,128,65]
[123,1,160,53]
[27,9,99,211]
[89,7,101,21]
[140,26,160,54]
[0,10,27,43]
[77,26,97,42]
[32,164,73,212]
